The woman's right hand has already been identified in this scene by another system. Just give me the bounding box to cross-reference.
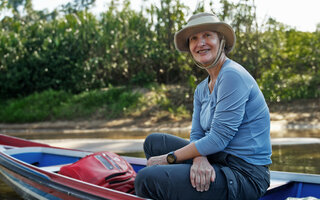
[190,156,216,192]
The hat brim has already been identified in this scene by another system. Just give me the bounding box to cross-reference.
[174,22,236,53]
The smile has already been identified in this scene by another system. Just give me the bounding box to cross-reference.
[197,49,210,54]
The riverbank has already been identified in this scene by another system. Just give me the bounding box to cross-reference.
[31,137,320,154]
[0,99,319,139]
[0,112,320,139]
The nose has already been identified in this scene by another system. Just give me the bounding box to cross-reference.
[199,38,205,46]
[197,38,206,46]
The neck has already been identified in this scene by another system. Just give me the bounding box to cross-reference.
[207,54,226,93]
[207,54,226,79]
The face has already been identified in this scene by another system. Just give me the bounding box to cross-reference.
[189,31,220,67]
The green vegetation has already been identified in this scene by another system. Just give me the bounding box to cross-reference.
[0,0,319,123]
[0,85,192,123]
[0,87,141,122]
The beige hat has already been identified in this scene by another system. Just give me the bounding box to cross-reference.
[174,12,236,53]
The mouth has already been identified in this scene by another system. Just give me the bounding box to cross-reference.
[197,49,210,54]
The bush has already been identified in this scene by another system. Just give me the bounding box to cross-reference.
[0,90,71,122]
[0,87,142,123]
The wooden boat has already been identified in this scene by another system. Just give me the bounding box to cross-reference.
[0,134,319,200]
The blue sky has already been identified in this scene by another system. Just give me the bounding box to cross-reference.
[29,0,320,32]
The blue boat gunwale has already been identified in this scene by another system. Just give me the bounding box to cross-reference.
[270,171,320,185]
[3,146,91,167]
[3,146,91,158]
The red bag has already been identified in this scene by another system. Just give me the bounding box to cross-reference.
[59,151,136,194]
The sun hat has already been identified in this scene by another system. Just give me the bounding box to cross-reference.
[174,12,236,53]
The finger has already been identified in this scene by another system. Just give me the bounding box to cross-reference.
[190,168,196,188]
[200,172,206,192]
[196,172,201,191]
[197,171,205,192]
[211,168,216,182]
[204,169,211,191]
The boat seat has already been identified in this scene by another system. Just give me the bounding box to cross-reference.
[40,164,70,172]
[268,179,290,190]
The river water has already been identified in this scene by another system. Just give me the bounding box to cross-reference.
[1,131,320,199]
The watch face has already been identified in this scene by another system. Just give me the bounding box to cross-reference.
[167,153,176,164]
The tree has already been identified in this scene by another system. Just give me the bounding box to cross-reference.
[60,0,96,14]
[146,0,190,83]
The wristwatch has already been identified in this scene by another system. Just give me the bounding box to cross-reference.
[166,151,177,164]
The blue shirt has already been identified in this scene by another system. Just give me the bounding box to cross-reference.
[190,59,272,165]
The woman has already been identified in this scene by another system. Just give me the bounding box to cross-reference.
[135,12,272,200]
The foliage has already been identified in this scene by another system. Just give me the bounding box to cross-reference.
[0,0,319,105]
[210,0,320,102]
[0,90,71,122]
[0,87,142,123]
[123,84,192,121]
[0,85,193,123]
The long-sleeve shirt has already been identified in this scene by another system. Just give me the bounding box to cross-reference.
[190,58,272,165]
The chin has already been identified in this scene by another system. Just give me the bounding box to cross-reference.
[198,57,214,65]
[199,60,212,66]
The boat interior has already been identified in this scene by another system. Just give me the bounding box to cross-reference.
[1,145,320,199]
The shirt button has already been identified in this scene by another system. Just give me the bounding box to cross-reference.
[229,180,233,185]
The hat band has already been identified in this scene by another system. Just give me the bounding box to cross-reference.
[192,38,226,70]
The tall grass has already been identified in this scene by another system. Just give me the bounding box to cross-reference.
[0,87,141,123]
[0,85,193,123]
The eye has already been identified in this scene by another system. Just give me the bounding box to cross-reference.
[189,36,197,42]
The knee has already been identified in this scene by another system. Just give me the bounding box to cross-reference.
[143,133,164,154]
[135,166,162,197]
[135,167,149,186]
[135,165,158,184]
[144,133,163,146]
[134,168,147,197]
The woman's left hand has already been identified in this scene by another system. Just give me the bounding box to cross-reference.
[147,155,168,166]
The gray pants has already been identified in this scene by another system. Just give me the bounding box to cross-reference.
[135,133,270,200]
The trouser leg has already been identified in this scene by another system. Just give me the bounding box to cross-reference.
[143,132,189,159]
[136,133,227,199]
[136,133,270,200]
[135,163,228,200]
[226,155,270,200]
